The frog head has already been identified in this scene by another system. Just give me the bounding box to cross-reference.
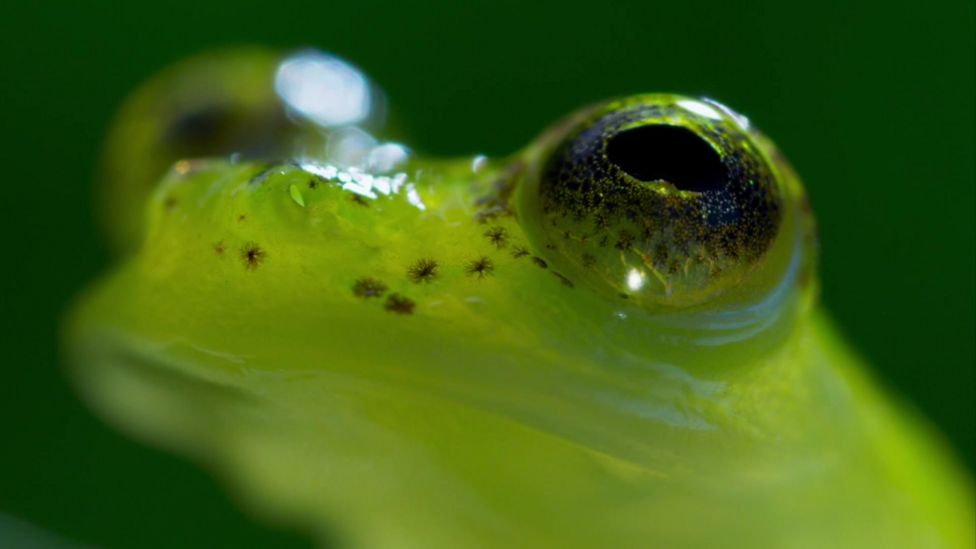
[67,49,972,548]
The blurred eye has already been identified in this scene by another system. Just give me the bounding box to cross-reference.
[529,96,783,307]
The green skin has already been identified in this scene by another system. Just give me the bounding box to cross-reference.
[66,49,974,548]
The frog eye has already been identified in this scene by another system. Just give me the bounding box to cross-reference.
[524,96,784,307]
[100,48,377,254]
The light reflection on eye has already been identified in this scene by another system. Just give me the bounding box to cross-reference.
[626,268,645,292]
[471,155,488,173]
[676,99,723,121]
[275,50,372,127]
[702,97,751,129]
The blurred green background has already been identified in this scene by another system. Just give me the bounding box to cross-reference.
[1,1,972,546]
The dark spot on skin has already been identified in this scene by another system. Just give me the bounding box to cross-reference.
[308,178,319,190]
[511,245,529,259]
[531,257,548,269]
[213,240,225,256]
[352,277,387,298]
[240,242,266,271]
[408,258,439,283]
[384,293,415,314]
[484,226,508,249]
[552,272,574,287]
[581,253,596,268]
[465,256,495,279]
[237,214,247,222]
[350,194,370,207]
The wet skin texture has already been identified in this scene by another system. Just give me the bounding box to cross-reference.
[66,49,974,548]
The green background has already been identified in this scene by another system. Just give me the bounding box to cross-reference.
[1,1,972,546]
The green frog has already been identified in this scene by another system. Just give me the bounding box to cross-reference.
[66,48,974,548]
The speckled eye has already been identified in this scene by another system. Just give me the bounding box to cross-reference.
[524,95,784,307]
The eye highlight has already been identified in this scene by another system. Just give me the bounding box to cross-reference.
[529,95,783,307]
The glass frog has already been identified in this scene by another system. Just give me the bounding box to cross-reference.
[65,48,974,548]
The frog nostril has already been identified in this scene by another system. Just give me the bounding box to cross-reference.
[605,125,727,193]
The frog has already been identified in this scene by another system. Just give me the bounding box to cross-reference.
[65,47,974,548]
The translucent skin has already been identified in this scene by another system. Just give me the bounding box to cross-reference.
[66,50,974,548]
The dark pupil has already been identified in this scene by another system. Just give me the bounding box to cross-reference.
[605,125,727,193]
[165,104,229,147]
